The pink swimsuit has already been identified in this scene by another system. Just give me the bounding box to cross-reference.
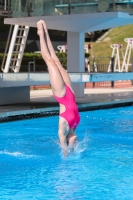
[54,85,80,129]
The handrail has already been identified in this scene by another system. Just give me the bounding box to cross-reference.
[1,25,13,72]
[55,1,133,8]
[0,72,133,86]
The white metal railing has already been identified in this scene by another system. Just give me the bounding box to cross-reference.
[0,72,133,88]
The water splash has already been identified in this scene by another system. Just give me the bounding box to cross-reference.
[0,150,38,159]
[0,150,23,156]
[61,132,90,160]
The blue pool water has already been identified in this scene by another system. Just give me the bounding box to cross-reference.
[0,106,133,200]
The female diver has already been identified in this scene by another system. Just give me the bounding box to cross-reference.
[37,20,80,156]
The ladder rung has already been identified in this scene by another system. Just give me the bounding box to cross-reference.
[11,58,21,61]
[16,36,26,38]
[13,51,23,53]
[18,28,25,30]
[15,43,24,46]
[18,28,29,30]
[9,66,15,68]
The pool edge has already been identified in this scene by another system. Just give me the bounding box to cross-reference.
[0,98,133,122]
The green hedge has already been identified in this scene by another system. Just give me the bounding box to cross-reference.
[0,52,90,72]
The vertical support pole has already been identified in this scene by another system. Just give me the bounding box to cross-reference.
[67,32,85,97]
[132,58,133,85]
[33,57,36,72]
[68,0,71,14]
[111,57,114,88]
[4,0,7,10]
[92,58,95,88]
[8,0,11,17]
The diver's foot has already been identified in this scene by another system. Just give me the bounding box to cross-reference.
[37,20,44,36]
[41,20,47,30]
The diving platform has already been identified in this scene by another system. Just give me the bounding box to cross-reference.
[3,8,133,105]
[4,12,133,32]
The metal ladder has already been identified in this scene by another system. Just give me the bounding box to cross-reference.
[121,38,133,72]
[108,44,123,72]
[2,25,29,73]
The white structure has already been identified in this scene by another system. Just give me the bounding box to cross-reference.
[108,39,133,72]
[57,45,67,52]
[3,25,29,73]
[2,11,133,104]
[121,38,133,72]
[57,44,90,53]
[108,44,123,72]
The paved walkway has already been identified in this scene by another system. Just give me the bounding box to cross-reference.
[30,87,133,104]
[0,87,133,121]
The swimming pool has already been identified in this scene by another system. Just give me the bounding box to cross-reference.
[0,106,133,200]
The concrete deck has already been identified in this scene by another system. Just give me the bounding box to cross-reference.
[0,87,133,122]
